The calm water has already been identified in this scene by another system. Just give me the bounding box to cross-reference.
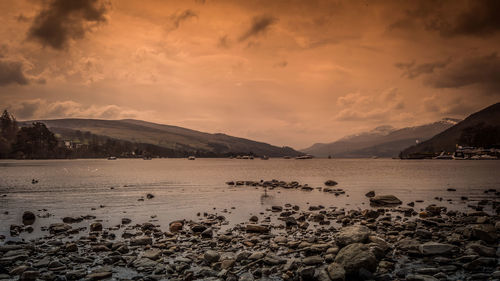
[0,158,499,240]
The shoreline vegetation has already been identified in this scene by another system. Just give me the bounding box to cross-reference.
[1,180,499,281]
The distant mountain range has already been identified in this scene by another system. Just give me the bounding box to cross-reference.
[302,119,460,158]
[22,119,302,157]
[401,102,500,157]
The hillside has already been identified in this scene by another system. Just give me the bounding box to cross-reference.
[302,119,459,158]
[21,118,302,157]
[401,102,500,157]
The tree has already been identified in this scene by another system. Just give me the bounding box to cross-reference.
[0,110,18,158]
[13,122,58,158]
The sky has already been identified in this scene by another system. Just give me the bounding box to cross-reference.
[0,0,499,149]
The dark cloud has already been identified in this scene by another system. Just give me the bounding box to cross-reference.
[425,53,500,95]
[170,10,198,30]
[28,0,108,50]
[390,0,500,38]
[0,60,29,86]
[395,58,451,79]
[239,15,278,42]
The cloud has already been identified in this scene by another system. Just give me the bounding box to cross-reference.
[28,0,108,50]
[8,99,144,120]
[335,88,408,122]
[238,15,278,42]
[395,58,451,79]
[0,60,29,86]
[425,53,500,95]
[389,0,500,38]
[168,9,198,31]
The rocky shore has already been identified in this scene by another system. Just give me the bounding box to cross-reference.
[1,180,499,281]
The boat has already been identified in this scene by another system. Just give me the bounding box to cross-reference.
[188,156,196,160]
[296,155,313,160]
[107,156,117,160]
[434,151,453,160]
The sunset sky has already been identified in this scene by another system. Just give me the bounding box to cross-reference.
[0,0,499,148]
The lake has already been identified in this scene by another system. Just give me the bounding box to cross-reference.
[0,158,499,240]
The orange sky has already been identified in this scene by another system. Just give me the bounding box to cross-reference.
[0,0,499,148]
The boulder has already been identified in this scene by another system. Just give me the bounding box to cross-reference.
[327,262,346,281]
[90,222,102,232]
[334,243,377,275]
[369,195,402,206]
[365,191,375,198]
[325,180,338,186]
[204,250,220,263]
[470,224,497,243]
[169,221,183,232]
[336,225,371,247]
[130,236,152,246]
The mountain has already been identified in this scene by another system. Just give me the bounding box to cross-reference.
[401,102,500,157]
[22,118,302,157]
[302,119,460,158]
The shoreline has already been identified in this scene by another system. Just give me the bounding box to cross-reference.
[1,182,499,281]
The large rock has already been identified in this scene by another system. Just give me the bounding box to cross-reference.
[327,262,346,281]
[470,224,497,243]
[369,195,402,206]
[336,225,371,247]
[418,242,457,255]
[204,250,220,263]
[90,222,102,232]
[22,211,36,225]
[334,243,377,275]
[130,236,152,246]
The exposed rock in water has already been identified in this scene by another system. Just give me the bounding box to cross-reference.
[22,211,36,225]
[89,222,102,232]
[325,180,338,186]
[365,191,375,198]
[369,195,402,206]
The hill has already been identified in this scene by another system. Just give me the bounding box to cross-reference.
[401,102,500,157]
[302,119,459,158]
[21,118,302,157]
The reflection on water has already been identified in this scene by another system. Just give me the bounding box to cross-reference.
[0,158,499,240]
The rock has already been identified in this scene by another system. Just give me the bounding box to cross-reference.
[249,216,258,222]
[302,255,323,265]
[336,225,370,246]
[22,211,36,225]
[62,216,83,223]
[169,221,183,232]
[66,270,87,280]
[19,271,38,281]
[406,274,439,281]
[143,249,162,260]
[201,228,213,238]
[204,250,220,263]
[471,224,497,243]
[365,191,375,198]
[239,272,254,281]
[130,236,152,246]
[86,271,112,280]
[146,193,154,199]
[418,242,457,255]
[65,242,78,252]
[271,206,283,212]
[191,224,207,232]
[132,257,158,268]
[90,222,103,232]
[299,266,316,281]
[248,252,265,260]
[121,218,131,224]
[466,243,496,257]
[369,195,402,206]
[327,263,346,281]
[325,180,338,186]
[246,224,269,233]
[334,243,377,275]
